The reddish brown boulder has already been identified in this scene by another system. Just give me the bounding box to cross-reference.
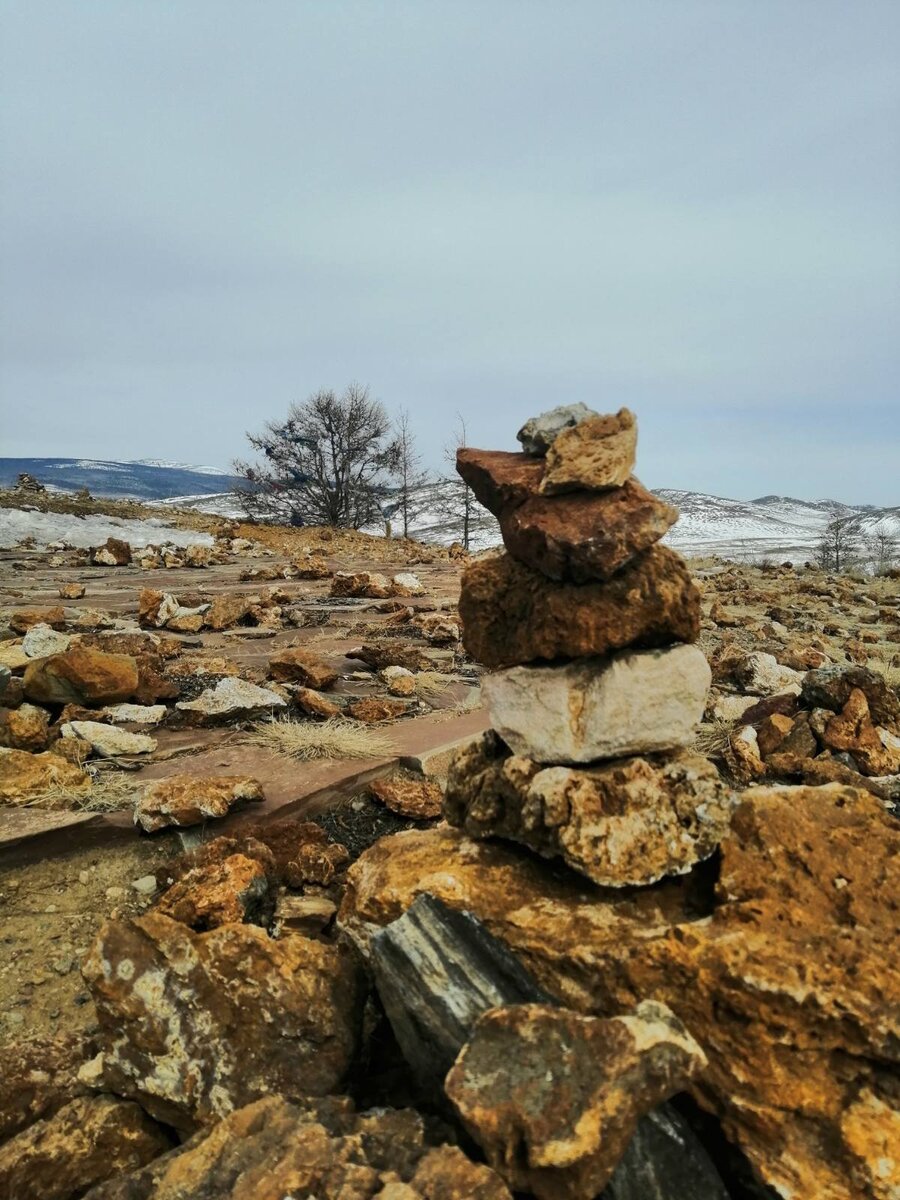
[9,605,67,634]
[456,447,545,514]
[370,773,443,819]
[348,641,434,672]
[822,688,900,775]
[58,582,86,600]
[293,686,342,717]
[0,1095,169,1200]
[347,696,408,722]
[90,537,133,566]
[0,702,51,751]
[82,914,364,1131]
[340,784,900,1200]
[204,594,255,631]
[267,647,338,689]
[445,1002,706,1200]
[23,646,139,706]
[0,1033,92,1142]
[0,748,91,804]
[154,853,275,930]
[283,837,350,888]
[802,664,900,731]
[81,1096,512,1200]
[459,545,700,668]
[502,479,679,582]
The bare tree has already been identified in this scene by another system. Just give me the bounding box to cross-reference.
[866,528,899,575]
[393,408,431,539]
[233,385,400,529]
[815,516,861,573]
[443,414,477,550]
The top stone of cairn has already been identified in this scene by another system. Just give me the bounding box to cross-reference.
[516,402,596,455]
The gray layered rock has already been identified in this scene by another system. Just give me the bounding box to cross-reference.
[517,403,596,455]
[482,644,711,763]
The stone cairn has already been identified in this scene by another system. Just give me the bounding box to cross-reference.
[445,403,736,888]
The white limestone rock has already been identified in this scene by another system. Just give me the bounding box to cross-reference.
[516,403,597,456]
[62,720,157,758]
[483,644,711,764]
[22,623,71,659]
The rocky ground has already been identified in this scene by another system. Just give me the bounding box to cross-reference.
[0,461,898,1200]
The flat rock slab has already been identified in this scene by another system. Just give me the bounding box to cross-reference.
[483,644,710,763]
[460,545,700,668]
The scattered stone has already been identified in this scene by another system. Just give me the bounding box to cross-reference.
[540,407,637,494]
[80,1096,512,1200]
[802,663,900,730]
[446,733,736,886]
[134,774,264,832]
[61,720,156,759]
[330,571,392,599]
[0,702,51,752]
[391,571,425,596]
[482,644,710,763]
[203,593,255,631]
[293,686,342,718]
[0,748,91,804]
[459,545,700,668]
[82,914,364,1131]
[267,647,338,689]
[0,641,30,672]
[155,854,274,930]
[370,773,443,819]
[445,1001,706,1200]
[822,688,900,776]
[0,1094,169,1200]
[347,696,408,723]
[174,676,286,724]
[381,664,417,696]
[275,893,338,936]
[9,605,67,634]
[184,544,211,568]
[0,1032,92,1141]
[517,402,596,455]
[348,641,435,672]
[103,703,167,725]
[23,646,139,706]
[90,537,133,566]
[22,622,72,658]
[414,612,461,644]
[283,835,350,888]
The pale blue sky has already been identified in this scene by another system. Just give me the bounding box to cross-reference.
[1,1,898,501]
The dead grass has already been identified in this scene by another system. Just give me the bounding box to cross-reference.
[26,768,140,813]
[414,670,454,704]
[693,717,735,758]
[248,716,398,761]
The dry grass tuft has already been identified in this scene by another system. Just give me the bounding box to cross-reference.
[26,768,141,813]
[693,718,735,758]
[248,716,398,762]
[414,670,454,704]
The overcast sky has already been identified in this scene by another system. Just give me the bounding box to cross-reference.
[1,2,897,503]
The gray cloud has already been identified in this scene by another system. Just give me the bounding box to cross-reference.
[1,0,897,501]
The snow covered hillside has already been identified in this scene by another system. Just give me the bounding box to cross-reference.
[0,508,214,551]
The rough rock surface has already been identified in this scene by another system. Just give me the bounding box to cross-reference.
[340,783,900,1200]
[540,408,637,494]
[802,663,900,730]
[457,450,677,580]
[174,676,286,723]
[821,688,900,775]
[503,479,679,582]
[459,545,700,668]
[82,914,364,1131]
[62,720,156,758]
[9,605,67,633]
[90,537,133,566]
[22,622,72,658]
[370,773,443,819]
[267,647,339,689]
[0,1033,92,1141]
[445,733,736,886]
[154,853,274,930]
[0,701,52,751]
[517,402,596,455]
[482,644,710,763]
[445,1001,706,1200]
[81,1095,512,1200]
[24,646,139,706]
[0,747,91,804]
[134,774,264,832]
[0,1094,169,1200]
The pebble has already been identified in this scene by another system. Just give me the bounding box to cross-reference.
[131,875,158,896]
[105,887,126,901]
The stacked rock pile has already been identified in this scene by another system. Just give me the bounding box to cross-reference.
[446,404,736,887]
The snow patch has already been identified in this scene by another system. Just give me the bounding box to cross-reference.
[0,508,214,550]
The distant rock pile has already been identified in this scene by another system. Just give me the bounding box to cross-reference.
[448,404,733,888]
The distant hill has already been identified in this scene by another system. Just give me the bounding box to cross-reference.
[0,458,243,502]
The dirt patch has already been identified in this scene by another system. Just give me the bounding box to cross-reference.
[0,834,180,1044]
